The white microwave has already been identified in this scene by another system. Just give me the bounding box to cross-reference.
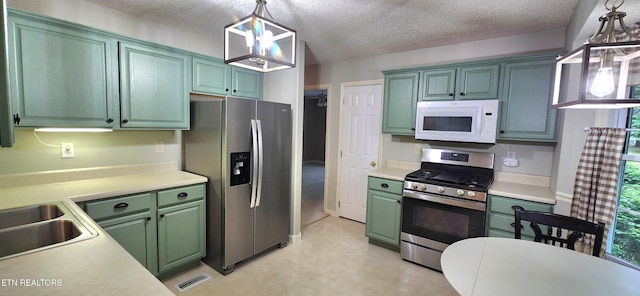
[414,99,499,143]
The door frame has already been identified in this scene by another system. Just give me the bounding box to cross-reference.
[336,80,384,218]
[304,84,331,216]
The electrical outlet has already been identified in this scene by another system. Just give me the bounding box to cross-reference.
[155,140,165,153]
[61,143,75,158]
[503,158,519,167]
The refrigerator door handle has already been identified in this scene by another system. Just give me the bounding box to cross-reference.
[250,119,258,208]
[256,119,264,207]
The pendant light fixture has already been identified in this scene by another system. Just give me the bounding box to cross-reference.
[552,0,640,109]
[316,90,327,107]
[224,0,296,73]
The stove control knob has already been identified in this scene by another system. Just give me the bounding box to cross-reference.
[412,183,418,190]
[456,189,465,196]
[437,187,445,193]
[467,191,476,198]
[417,184,427,191]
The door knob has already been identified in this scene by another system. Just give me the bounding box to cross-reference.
[370,161,377,167]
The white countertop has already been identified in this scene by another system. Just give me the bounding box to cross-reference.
[441,237,640,296]
[0,168,207,295]
[489,180,555,204]
[367,167,415,181]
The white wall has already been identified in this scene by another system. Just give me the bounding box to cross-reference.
[550,0,609,215]
[262,40,306,242]
[0,129,179,175]
[306,29,566,213]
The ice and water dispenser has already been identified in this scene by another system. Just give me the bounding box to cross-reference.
[230,152,251,186]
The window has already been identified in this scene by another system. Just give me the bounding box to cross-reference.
[609,86,640,268]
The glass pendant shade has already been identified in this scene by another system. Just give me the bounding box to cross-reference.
[552,0,640,109]
[552,41,640,109]
[224,1,296,73]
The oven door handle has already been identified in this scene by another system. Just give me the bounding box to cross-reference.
[403,190,486,211]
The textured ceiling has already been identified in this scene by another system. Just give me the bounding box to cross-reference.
[83,0,640,66]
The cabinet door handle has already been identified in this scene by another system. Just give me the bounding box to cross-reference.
[397,200,401,204]
[159,214,165,219]
[381,183,389,188]
[510,222,523,229]
[146,217,151,221]
[225,88,229,92]
[500,130,505,134]
[233,89,237,93]
[13,114,20,125]
[122,119,129,124]
[177,192,188,198]
[106,118,114,123]
[448,93,454,96]
[113,202,129,209]
[460,92,466,96]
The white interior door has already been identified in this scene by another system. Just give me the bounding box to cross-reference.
[338,84,382,223]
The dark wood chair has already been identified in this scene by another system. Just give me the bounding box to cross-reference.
[512,205,605,257]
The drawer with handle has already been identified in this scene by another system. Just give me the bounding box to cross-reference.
[368,177,403,195]
[157,184,205,208]
[85,193,153,221]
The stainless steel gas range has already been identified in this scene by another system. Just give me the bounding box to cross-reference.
[400,148,495,271]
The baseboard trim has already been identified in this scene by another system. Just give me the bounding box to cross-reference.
[289,232,302,244]
[324,209,339,217]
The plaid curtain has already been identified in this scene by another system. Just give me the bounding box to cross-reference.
[570,127,626,257]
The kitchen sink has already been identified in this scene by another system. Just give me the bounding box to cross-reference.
[0,201,98,260]
[0,204,64,229]
[0,220,82,257]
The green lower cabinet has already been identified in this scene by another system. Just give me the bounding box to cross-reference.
[486,194,554,240]
[365,177,402,249]
[98,211,158,274]
[80,183,206,277]
[157,200,205,273]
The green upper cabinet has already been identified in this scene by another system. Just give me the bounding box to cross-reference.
[119,41,190,129]
[0,1,14,147]
[192,56,231,95]
[498,57,557,142]
[420,64,500,101]
[231,67,263,99]
[7,11,119,128]
[382,71,419,135]
[419,69,456,101]
[192,55,263,99]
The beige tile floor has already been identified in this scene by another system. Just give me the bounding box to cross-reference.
[162,216,458,295]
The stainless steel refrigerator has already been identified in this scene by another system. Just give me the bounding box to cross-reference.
[184,96,291,275]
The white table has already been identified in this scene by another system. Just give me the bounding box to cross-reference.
[441,237,640,296]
